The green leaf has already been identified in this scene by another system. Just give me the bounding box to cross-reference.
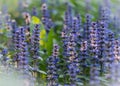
[77,75,89,81]
[45,29,55,56]
[38,70,47,75]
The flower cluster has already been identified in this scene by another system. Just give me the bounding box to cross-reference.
[47,44,59,86]
[31,24,41,72]
[113,39,120,61]
[13,27,29,71]
[89,22,100,86]
[67,34,80,86]
[41,2,54,33]
[84,14,92,40]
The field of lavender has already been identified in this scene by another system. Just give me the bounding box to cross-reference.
[0,0,120,86]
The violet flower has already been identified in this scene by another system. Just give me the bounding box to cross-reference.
[47,44,59,86]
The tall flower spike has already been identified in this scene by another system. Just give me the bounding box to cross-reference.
[47,44,59,86]
[109,39,120,84]
[103,31,115,74]
[64,3,72,30]
[84,14,92,40]
[12,27,34,86]
[61,25,69,58]
[13,28,21,65]
[76,14,82,46]
[71,17,79,41]
[61,5,73,82]
[11,20,17,46]
[99,7,110,25]
[18,27,29,71]
[71,17,81,52]
[89,22,100,86]
[97,20,107,73]
[41,2,54,33]
[61,4,73,60]
[61,25,70,84]
[31,24,41,73]
[64,17,81,85]
[67,33,80,86]
[76,14,81,31]
[79,41,89,85]
[114,39,120,61]
[12,26,30,76]
[31,24,40,59]
[79,41,89,67]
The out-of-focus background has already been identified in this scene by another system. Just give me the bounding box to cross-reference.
[0,0,120,24]
[0,0,120,85]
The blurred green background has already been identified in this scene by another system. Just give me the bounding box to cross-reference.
[1,0,120,21]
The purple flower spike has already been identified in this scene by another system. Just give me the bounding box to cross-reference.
[47,44,59,86]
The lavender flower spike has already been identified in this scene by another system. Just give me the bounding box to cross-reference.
[47,44,59,86]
